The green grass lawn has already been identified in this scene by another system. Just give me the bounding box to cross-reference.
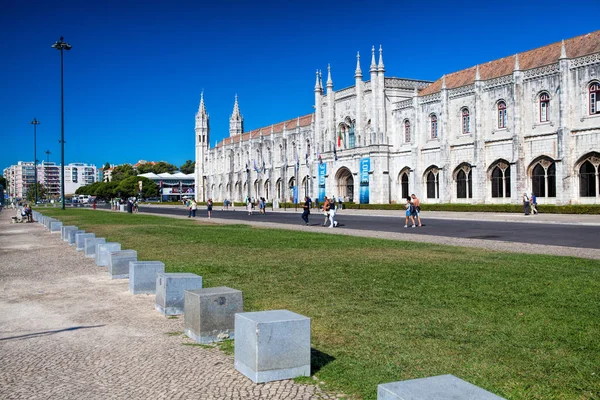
[40,209,600,399]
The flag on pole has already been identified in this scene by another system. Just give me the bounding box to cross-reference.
[262,161,266,173]
[305,152,309,167]
[253,160,259,173]
[318,153,323,165]
[337,130,343,147]
[333,147,338,161]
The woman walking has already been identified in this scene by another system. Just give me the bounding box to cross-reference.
[206,198,213,219]
[404,197,416,228]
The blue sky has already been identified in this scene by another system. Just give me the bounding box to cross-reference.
[1,0,597,172]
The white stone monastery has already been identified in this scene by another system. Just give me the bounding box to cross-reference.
[195,31,600,205]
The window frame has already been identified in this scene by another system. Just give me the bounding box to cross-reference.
[430,114,438,139]
[497,101,507,129]
[539,92,550,122]
[404,120,411,143]
[589,82,600,115]
[461,108,470,134]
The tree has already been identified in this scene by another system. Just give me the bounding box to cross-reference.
[111,164,136,182]
[103,162,111,170]
[25,183,48,203]
[153,161,177,174]
[179,160,195,174]
[0,176,6,188]
[95,181,119,200]
[116,176,158,199]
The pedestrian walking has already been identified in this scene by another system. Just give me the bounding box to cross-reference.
[328,197,338,228]
[404,197,416,228]
[246,197,253,215]
[523,193,530,215]
[530,193,538,215]
[322,196,330,226]
[206,198,213,218]
[338,196,343,211]
[410,194,422,227]
[301,196,310,225]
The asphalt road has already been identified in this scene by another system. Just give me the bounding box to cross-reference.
[133,205,600,250]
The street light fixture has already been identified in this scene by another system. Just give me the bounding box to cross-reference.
[31,118,40,204]
[52,36,72,210]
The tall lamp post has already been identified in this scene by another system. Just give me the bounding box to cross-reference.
[31,118,40,204]
[52,36,72,210]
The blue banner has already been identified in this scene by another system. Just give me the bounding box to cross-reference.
[293,185,299,204]
[359,157,370,204]
[318,163,327,202]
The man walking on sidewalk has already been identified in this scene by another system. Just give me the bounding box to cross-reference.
[301,196,310,225]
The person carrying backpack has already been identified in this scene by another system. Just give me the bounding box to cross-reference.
[530,193,538,215]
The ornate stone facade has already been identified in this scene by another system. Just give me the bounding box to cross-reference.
[196,31,600,205]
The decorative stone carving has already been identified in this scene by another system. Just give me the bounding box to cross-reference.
[483,75,513,91]
[523,63,559,80]
[448,84,475,99]
[570,53,600,69]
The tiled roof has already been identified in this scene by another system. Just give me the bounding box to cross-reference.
[419,30,600,96]
[214,113,313,148]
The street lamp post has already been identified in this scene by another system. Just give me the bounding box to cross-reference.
[52,36,72,210]
[31,118,40,204]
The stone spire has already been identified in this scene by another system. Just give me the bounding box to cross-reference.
[355,51,362,78]
[377,45,385,72]
[475,65,481,81]
[514,53,520,71]
[198,91,207,116]
[319,70,323,89]
[229,94,243,137]
[370,46,377,73]
[560,39,567,59]
[326,64,333,90]
[314,69,321,92]
[441,74,446,89]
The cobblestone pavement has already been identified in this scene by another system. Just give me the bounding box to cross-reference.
[0,211,338,400]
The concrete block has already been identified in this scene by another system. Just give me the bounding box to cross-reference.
[377,375,506,400]
[108,250,137,279]
[129,261,165,294]
[44,218,54,229]
[50,221,63,232]
[184,286,243,344]
[85,238,106,258]
[75,233,95,251]
[68,229,85,246]
[234,310,310,383]
[155,273,203,315]
[96,242,121,267]
[62,226,77,241]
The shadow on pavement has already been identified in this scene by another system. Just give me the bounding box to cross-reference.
[0,325,105,341]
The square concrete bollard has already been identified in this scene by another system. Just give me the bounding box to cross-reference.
[108,250,138,279]
[62,226,77,241]
[68,230,85,246]
[50,221,63,232]
[85,238,106,258]
[155,273,203,315]
[129,261,165,294]
[234,310,311,383]
[96,242,121,267]
[76,233,95,251]
[184,287,243,344]
[44,218,54,229]
[377,375,506,400]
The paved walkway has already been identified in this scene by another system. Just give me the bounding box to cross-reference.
[0,210,338,400]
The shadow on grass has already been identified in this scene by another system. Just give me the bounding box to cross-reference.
[0,325,105,341]
[311,347,335,375]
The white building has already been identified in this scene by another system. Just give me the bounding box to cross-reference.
[195,31,600,205]
[3,162,98,200]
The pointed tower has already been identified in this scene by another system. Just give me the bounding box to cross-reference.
[355,51,363,145]
[377,45,386,142]
[370,46,378,137]
[195,91,210,202]
[229,94,244,137]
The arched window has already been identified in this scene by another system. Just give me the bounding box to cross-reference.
[425,168,439,199]
[589,82,600,115]
[404,120,411,143]
[400,171,409,199]
[461,108,470,134]
[490,162,511,198]
[348,121,355,148]
[539,92,550,122]
[531,159,556,198]
[498,101,507,128]
[455,165,473,199]
[579,160,597,197]
[430,114,438,139]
